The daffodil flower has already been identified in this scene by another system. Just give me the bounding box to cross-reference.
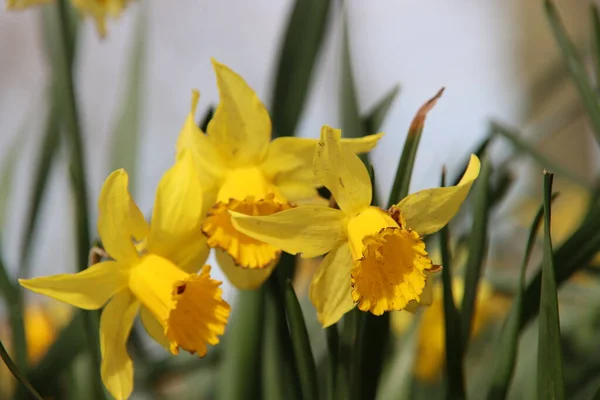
[176,59,383,289]
[230,126,480,327]
[6,0,132,37]
[19,152,230,400]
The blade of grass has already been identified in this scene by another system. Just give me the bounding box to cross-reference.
[285,281,319,400]
[217,289,265,400]
[0,134,26,242]
[544,0,600,147]
[461,158,491,346]
[451,136,492,186]
[491,121,590,188]
[109,8,146,191]
[537,171,565,399]
[439,168,466,400]
[0,257,27,379]
[325,326,339,400]
[270,0,331,138]
[487,193,558,400]
[363,86,400,136]
[0,338,43,400]
[388,88,444,207]
[591,4,600,87]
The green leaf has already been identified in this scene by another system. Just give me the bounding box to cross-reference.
[491,121,590,189]
[544,0,600,148]
[487,193,558,400]
[270,0,331,138]
[217,289,265,400]
[363,86,400,135]
[451,136,492,186]
[109,8,147,193]
[537,171,565,400]
[357,312,389,400]
[325,326,340,400]
[19,100,61,277]
[591,4,600,87]
[285,280,319,400]
[0,132,26,242]
[388,88,444,207]
[461,158,491,346]
[439,169,466,399]
[0,338,43,400]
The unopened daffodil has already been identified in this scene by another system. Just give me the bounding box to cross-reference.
[6,0,132,37]
[230,126,480,327]
[19,152,230,400]
[176,59,383,289]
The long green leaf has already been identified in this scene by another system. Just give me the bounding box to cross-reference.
[537,171,565,400]
[217,290,265,400]
[487,193,558,400]
[109,8,146,192]
[388,88,444,207]
[491,121,590,188]
[325,326,339,400]
[285,281,319,400]
[0,338,43,400]
[363,86,400,135]
[270,0,331,138]
[544,0,600,147]
[461,158,491,346]
[439,169,465,399]
[0,134,26,242]
[592,4,600,87]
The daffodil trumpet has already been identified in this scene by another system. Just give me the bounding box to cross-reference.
[19,152,230,400]
[230,126,480,327]
[175,59,384,289]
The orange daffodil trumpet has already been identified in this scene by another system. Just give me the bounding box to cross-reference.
[19,152,230,400]
[176,59,383,289]
[230,127,480,327]
[6,0,132,38]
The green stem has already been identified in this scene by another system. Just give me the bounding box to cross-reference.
[52,0,102,398]
[0,338,43,400]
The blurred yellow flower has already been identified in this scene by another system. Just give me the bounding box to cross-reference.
[231,127,480,326]
[18,152,230,400]
[176,59,382,289]
[391,279,507,382]
[6,0,132,38]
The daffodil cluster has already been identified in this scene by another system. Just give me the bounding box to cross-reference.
[19,59,480,399]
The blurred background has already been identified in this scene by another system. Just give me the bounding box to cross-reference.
[1,1,600,398]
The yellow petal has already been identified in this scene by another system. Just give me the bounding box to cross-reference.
[100,290,139,400]
[147,150,207,269]
[207,59,271,166]
[314,126,371,216]
[216,249,276,289]
[19,261,127,310]
[175,90,225,188]
[397,154,481,236]
[309,243,355,327]
[98,169,149,263]
[230,206,348,258]
[140,306,170,350]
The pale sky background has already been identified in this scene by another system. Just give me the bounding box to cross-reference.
[0,0,598,304]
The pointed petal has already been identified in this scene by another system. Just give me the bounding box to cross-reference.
[140,306,170,350]
[314,126,372,216]
[216,249,276,290]
[207,59,271,165]
[100,290,139,400]
[262,133,384,188]
[147,150,208,269]
[397,155,481,236]
[19,261,127,310]
[98,169,148,262]
[230,206,348,258]
[309,243,355,327]
[175,90,225,188]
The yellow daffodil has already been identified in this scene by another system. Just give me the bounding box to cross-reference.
[6,0,132,38]
[18,152,230,400]
[230,126,480,326]
[391,278,508,382]
[176,59,383,289]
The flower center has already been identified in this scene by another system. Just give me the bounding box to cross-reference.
[347,207,433,315]
[128,254,230,355]
[202,194,293,268]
